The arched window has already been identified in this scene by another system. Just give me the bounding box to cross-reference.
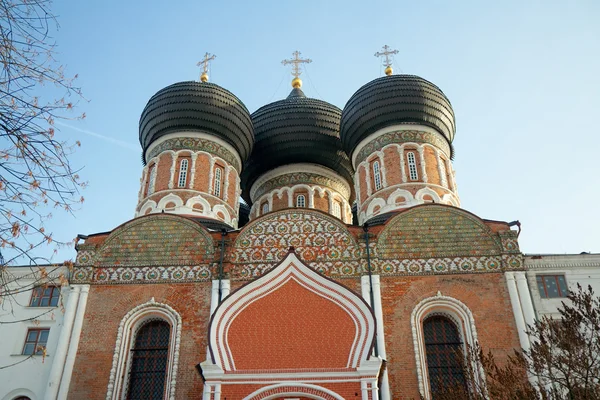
[148,165,157,195]
[439,158,448,188]
[332,201,341,218]
[262,202,269,215]
[423,315,467,398]
[296,194,306,208]
[372,160,382,191]
[126,320,170,400]
[177,159,188,188]
[214,167,223,198]
[407,152,419,181]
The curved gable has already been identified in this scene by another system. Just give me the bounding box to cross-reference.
[210,251,375,372]
[97,214,214,266]
[377,205,502,259]
[231,210,360,273]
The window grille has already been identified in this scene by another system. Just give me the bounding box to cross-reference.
[537,275,569,298]
[148,166,157,195]
[407,152,418,181]
[439,159,448,187]
[262,202,269,215]
[296,194,306,208]
[332,202,341,218]
[30,286,60,307]
[177,159,188,188]
[424,316,466,398]
[214,167,223,198]
[23,328,49,355]
[373,161,382,190]
[126,320,170,400]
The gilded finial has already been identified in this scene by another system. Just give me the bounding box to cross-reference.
[375,45,399,76]
[282,50,312,88]
[197,52,216,82]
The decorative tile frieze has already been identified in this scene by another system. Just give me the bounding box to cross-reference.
[355,130,451,166]
[147,137,240,171]
[72,264,214,284]
[253,172,351,200]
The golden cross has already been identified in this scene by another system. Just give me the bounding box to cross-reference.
[281,51,312,79]
[374,45,399,68]
[197,52,216,82]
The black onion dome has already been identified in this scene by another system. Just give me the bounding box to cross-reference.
[241,88,354,202]
[139,81,254,163]
[340,74,456,156]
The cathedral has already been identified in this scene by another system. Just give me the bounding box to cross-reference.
[64,49,530,400]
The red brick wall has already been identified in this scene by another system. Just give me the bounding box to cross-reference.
[68,283,211,400]
[381,273,520,399]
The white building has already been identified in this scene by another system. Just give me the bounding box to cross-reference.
[0,265,89,400]
[524,253,600,319]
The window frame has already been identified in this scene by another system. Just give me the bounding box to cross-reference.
[332,201,341,218]
[29,285,60,307]
[407,151,419,181]
[262,202,269,215]
[536,274,569,298]
[214,166,223,198]
[372,160,382,191]
[296,194,306,208]
[177,159,188,188]
[22,328,50,355]
[147,165,157,195]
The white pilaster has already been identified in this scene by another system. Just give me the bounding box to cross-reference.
[223,165,231,202]
[417,146,428,183]
[208,157,216,195]
[168,153,177,189]
[44,286,80,400]
[189,152,198,189]
[505,272,530,351]
[365,164,372,196]
[372,275,390,400]
[57,284,90,399]
[515,272,536,329]
[398,147,407,183]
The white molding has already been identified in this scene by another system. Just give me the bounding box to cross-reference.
[145,131,242,169]
[410,293,483,400]
[249,163,351,202]
[106,299,182,400]
[244,382,345,400]
[209,252,376,372]
[524,254,600,269]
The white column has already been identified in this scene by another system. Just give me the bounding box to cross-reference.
[354,170,362,206]
[361,380,369,400]
[370,380,379,400]
[44,286,80,400]
[398,146,407,183]
[57,284,90,399]
[308,188,315,208]
[221,280,231,298]
[417,146,428,183]
[189,153,198,189]
[208,157,216,195]
[378,153,388,187]
[361,275,370,304]
[203,383,212,400]
[287,188,293,208]
[365,163,372,196]
[505,272,530,351]
[515,272,536,328]
[214,383,221,400]
[168,152,177,189]
[223,165,231,202]
[372,275,390,400]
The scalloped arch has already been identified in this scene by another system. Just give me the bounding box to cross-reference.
[377,204,502,259]
[97,214,214,266]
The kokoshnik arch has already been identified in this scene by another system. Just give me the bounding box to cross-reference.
[63,48,531,400]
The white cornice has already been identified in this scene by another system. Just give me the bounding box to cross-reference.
[524,254,600,270]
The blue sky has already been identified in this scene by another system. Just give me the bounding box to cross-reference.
[34,0,599,262]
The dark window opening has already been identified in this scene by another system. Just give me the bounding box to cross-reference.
[29,286,60,307]
[22,328,49,355]
[424,315,467,398]
[126,320,170,400]
[537,275,568,298]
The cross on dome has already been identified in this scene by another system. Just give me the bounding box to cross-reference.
[197,52,216,82]
[375,45,399,76]
[281,50,312,88]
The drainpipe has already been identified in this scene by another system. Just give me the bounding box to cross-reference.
[363,223,378,358]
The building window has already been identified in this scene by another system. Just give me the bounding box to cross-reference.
[296,194,306,208]
[372,160,382,191]
[214,167,223,198]
[29,286,60,307]
[262,202,269,215]
[177,159,188,188]
[332,201,341,218]
[126,320,170,400]
[407,151,419,181]
[148,165,157,195]
[22,328,49,355]
[439,158,448,188]
[537,275,569,298]
[423,315,466,397]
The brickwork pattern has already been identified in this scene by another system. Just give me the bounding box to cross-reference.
[147,137,241,171]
